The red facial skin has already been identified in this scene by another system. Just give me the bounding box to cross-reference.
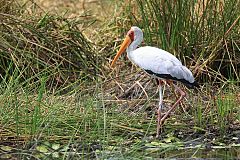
[127,30,134,42]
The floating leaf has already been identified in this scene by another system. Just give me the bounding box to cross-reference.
[145,143,154,148]
[60,145,69,152]
[163,137,172,143]
[52,152,59,158]
[216,142,225,146]
[35,153,45,159]
[175,142,184,147]
[212,146,227,149]
[145,142,173,148]
[0,154,12,159]
[0,146,13,151]
[195,144,202,148]
[163,136,179,143]
[231,143,240,147]
[36,145,48,153]
[52,144,60,150]
[151,141,161,146]
[95,149,101,153]
[43,141,51,146]
[106,146,114,150]
[232,137,238,140]
[145,147,160,152]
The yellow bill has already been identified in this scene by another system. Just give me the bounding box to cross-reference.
[110,35,132,67]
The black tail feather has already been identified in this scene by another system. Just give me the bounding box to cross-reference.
[145,69,199,89]
[184,81,200,89]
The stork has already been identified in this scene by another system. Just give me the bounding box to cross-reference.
[111,26,199,138]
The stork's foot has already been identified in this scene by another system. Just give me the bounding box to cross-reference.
[156,125,161,138]
[156,109,169,138]
[156,110,173,138]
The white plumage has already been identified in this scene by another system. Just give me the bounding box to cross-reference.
[128,46,195,84]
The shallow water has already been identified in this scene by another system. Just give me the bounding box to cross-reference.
[155,147,240,159]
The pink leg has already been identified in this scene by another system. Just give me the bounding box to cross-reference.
[156,80,164,138]
[160,84,186,125]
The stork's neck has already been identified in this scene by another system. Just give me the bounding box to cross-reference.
[126,38,142,58]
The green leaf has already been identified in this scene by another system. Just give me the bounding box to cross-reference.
[145,147,160,152]
[36,145,48,153]
[163,137,172,143]
[0,146,13,151]
[60,145,69,152]
[0,154,12,159]
[232,137,238,140]
[150,141,162,146]
[52,152,59,158]
[231,143,240,147]
[52,143,60,150]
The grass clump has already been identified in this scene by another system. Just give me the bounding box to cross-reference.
[0,0,100,92]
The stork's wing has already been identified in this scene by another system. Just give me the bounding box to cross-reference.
[129,46,195,84]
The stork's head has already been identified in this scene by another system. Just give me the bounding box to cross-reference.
[111,26,143,67]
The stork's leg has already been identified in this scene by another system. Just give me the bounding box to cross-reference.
[156,80,164,138]
[167,81,186,113]
[160,84,186,124]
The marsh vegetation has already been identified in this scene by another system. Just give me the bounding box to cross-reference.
[0,0,239,159]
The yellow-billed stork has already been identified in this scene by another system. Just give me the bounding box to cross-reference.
[111,26,199,138]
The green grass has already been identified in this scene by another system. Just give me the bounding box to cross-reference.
[0,74,239,159]
[0,0,239,159]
